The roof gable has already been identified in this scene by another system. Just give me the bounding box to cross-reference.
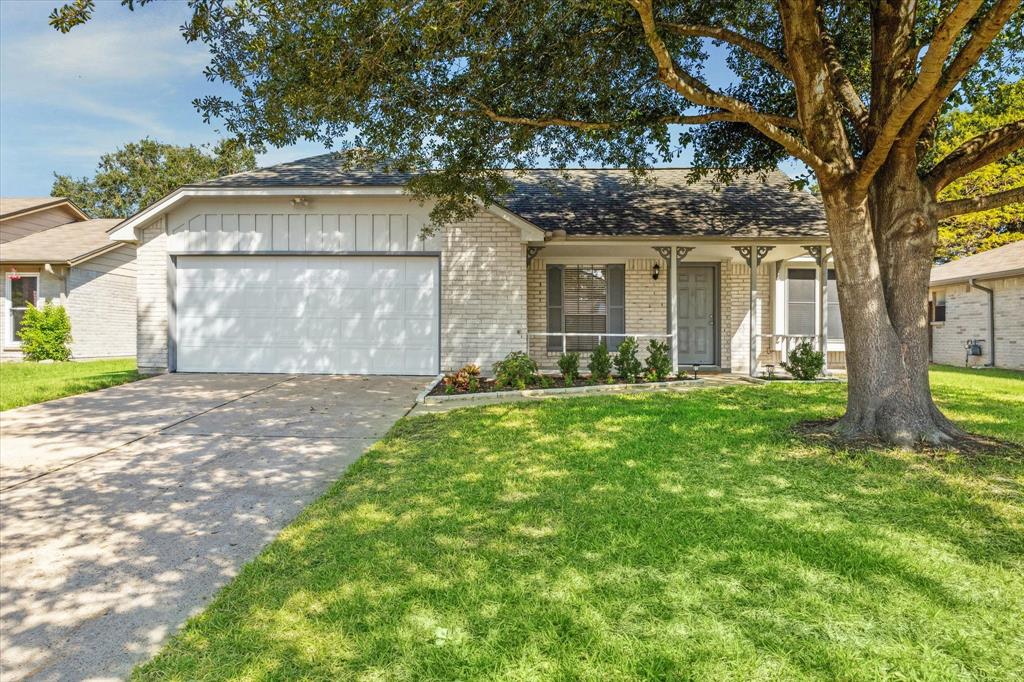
[0,197,88,222]
[931,240,1024,285]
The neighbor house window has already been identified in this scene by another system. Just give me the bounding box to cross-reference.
[786,268,816,336]
[826,269,844,341]
[563,265,608,351]
[933,291,946,322]
[6,274,38,345]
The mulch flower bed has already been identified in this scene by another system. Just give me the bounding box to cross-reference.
[428,374,699,397]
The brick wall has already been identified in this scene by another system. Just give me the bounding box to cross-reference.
[931,276,1024,370]
[721,261,773,373]
[66,244,137,359]
[440,214,528,372]
[136,218,169,373]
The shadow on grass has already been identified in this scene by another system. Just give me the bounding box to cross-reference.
[134,384,1024,680]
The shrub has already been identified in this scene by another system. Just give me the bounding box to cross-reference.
[442,363,481,392]
[613,336,643,383]
[587,342,612,383]
[558,352,580,385]
[493,351,537,390]
[645,339,672,382]
[19,302,72,361]
[781,341,825,380]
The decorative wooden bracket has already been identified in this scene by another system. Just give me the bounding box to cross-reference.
[652,246,672,262]
[801,245,831,266]
[526,246,544,265]
[675,247,694,265]
[733,245,775,268]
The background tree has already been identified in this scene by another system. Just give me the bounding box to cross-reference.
[51,137,256,218]
[53,0,1024,446]
[932,80,1023,261]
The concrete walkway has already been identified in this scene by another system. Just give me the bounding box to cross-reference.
[0,373,425,681]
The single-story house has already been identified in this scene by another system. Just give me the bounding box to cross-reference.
[107,154,846,377]
[1,197,136,360]
[929,239,1024,370]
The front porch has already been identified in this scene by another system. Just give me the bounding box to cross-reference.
[525,240,846,376]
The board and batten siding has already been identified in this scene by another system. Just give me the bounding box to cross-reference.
[165,197,443,254]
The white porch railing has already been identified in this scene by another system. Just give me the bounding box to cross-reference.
[759,333,822,360]
[527,331,678,371]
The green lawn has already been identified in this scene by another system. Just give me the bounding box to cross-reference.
[0,358,140,411]
[136,366,1023,680]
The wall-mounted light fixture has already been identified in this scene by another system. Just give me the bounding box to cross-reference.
[652,263,661,280]
[291,196,309,208]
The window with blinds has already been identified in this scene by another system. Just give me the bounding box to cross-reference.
[563,265,607,351]
[787,268,816,336]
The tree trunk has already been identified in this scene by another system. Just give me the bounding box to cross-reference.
[821,177,960,447]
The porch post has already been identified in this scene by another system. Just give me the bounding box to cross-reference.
[749,247,758,377]
[803,244,830,371]
[670,247,679,376]
[733,245,774,377]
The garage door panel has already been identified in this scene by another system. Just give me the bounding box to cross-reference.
[176,256,438,375]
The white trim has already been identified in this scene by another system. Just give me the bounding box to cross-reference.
[778,261,846,351]
[108,186,546,243]
[4,272,39,347]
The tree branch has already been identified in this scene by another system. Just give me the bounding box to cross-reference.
[628,0,827,174]
[466,98,799,131]
[815,5,868,139]
[926,119,1024,194]
[659,22,791,78]
[902,0,1021,149]
[853,0,987,194]
[934,185,1024,220]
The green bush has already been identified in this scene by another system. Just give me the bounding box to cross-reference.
[493,351,537,390]
[781,341,825,380]
[19,302,73,362]
[558,352,580,385]
[645,339,672,382]
[613,336,643,383]
[587,342,612,383]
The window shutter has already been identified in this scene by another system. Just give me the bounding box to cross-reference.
[546,265,564,351]
[607,264,625,351]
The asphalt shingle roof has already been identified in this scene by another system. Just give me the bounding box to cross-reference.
[930,240,1024,285]
[0,197,85,221]
[193,153,827,238]
[0,219,124,264]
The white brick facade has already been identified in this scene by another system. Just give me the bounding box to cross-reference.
[440,214,528,372]
[930,276,1024,370]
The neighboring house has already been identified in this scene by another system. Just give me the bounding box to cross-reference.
[928,240,1024,370]
[108,154,844,377]
[1,197,137,361]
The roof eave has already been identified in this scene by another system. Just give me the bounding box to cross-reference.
[0,198,89,223]
[930,266,1024,287]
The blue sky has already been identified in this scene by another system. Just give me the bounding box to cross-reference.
[1,1,801,198]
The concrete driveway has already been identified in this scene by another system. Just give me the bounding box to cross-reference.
[0,373,425,681]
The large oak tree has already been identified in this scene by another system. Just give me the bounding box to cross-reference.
[54,0,1024,445]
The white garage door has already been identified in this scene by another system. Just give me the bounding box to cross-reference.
[175,255,439,375]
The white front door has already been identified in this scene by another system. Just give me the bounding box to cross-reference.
[175,255,439,375]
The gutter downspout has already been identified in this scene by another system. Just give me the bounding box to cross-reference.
[969,278,995,368]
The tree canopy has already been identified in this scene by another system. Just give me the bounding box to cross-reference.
[51,137,256,218]
[51,0,1024,226]
[932,80,1024,261]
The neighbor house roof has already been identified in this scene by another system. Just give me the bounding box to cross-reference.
[930,240,1024,286]
[185,153,827,239]
[0,196,88,222]
[0,219,124,264]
